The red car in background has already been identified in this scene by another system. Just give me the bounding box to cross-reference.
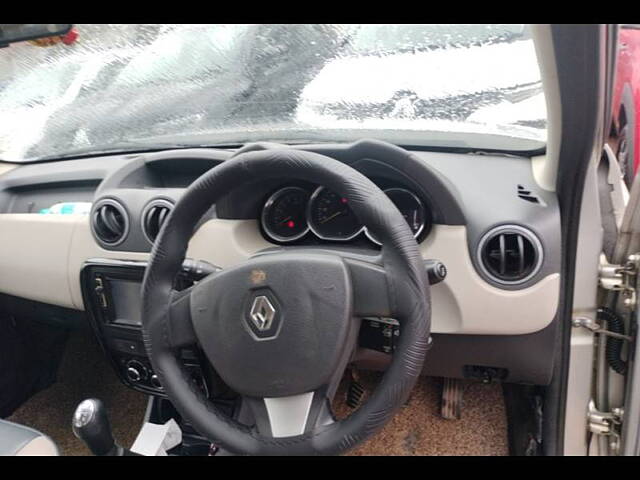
[610,25,640,187]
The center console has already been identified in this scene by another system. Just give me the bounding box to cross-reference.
[81,258,241,455]
[80,258,213,397]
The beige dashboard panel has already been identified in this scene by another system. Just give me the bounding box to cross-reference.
[0,214,559,335]
[420,225,559,334]
[0,214,79,308]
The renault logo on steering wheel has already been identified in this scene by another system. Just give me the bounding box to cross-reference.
[249,295,276,331]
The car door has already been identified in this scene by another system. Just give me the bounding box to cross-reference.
[607,149,640,455]
[591,138,640,456]
[587,24,640,456]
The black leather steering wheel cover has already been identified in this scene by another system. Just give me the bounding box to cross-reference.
[141,147,431,455]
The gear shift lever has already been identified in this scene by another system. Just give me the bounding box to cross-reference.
[72,398,121,456]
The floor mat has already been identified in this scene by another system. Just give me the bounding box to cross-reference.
[333,371,509,456]
[8,329,508,456]
[7,327,147,456]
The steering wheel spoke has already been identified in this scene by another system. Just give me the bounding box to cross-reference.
[242,389,336,439]
[344,256,395,318]
[167,287,198,348]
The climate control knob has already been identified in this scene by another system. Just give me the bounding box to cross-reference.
[125,360,147,383]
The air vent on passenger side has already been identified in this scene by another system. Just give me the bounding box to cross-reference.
[91,199,129,247]
[477,225,543,285]
[142,199,174,244]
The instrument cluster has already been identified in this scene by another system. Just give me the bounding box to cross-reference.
[260,184,431,246]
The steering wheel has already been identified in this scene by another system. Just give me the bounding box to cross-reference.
[141,147,431,455]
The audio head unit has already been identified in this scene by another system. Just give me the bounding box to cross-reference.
[80,258,216,396]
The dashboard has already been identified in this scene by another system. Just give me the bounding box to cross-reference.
[0,140,562,385]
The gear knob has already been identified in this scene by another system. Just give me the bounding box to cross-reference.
[72,398,119,456]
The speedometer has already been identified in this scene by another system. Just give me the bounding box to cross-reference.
[365,188,427,245]
[308,187,364,241]
[261,187,310,243]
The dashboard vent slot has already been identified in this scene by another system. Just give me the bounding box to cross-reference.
[142,199,173,244]
[91,199,129,246]
[517,184,545,206]
[478,225,542,285]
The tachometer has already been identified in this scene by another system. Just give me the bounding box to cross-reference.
[308,187,364,241]
[261,187,310,243]
[365,188,427,245]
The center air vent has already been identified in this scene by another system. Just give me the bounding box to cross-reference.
[142,199,174,244]
[91,199,129,247]
[477,225,543,285]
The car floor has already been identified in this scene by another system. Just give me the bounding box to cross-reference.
[334,371,509,456]
[7,327,147,456]
[7,327,508,456]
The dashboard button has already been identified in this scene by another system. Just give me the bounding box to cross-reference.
[150,374,162,389]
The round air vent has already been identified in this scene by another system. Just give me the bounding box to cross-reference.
[142,199,174,244]
[91,199,129,247]
[477,225,543,285]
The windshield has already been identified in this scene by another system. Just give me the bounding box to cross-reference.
[0,24,546,162]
